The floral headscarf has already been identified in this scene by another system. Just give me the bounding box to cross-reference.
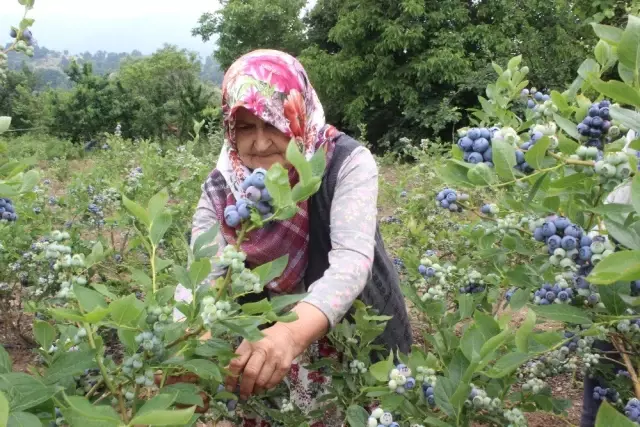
[209,49,340,293]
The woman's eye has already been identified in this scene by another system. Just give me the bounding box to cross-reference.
[236,123,253,130]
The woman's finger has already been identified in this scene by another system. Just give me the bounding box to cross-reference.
[253,357,277,395]
[225,341,252,392]
[239,348,267,400]
[265,359,291,390]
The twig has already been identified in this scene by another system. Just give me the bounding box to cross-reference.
[612,335,640,398]
[165,325,205,349]
[85,378,105,399]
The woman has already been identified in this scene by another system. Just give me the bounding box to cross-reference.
[174,49,412,425]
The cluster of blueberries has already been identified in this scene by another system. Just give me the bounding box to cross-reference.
[223,168,273,227]
[576,100,618,151]
[0,198,18,221]
[435,188,469,212]
[532,282,574,305]
[9,28,33,45]
[457,127,495,167]
[592,386,620,403]
[522,88,551,109]
[626,398,640,424]
[459,282,485,294]
[532,217,594,263]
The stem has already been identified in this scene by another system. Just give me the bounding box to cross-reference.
[85,378,104,399]
[586,188,605,231]
[84,323,118,397]
[611,335,640,398]
[547,151,596,167]
[131,384,140,418]
[151,244,157,294]
[117,385,129,423]
[165,325,204,349]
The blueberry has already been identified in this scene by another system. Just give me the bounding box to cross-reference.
[240,175,255,191]
[533,227,545,242]
[564,225,583,238]
[580,235,592,247]
[225,210,241,227]
[558,291,569,301]
[599,107,610,120]
[418,265,427,275]
[480,128,491,139]
[547,235,562,250]
[472,138,490,153]
[245,186,261,202]
[481,204,491,214]
[527,99,535,109]
[589,128,602,138]
[467,128,481,140]
[483,147,493,161]
[534,92,544,101]
[561,236,577,250]
[458,137,474,151]
[468,152,483,164]
[9,29,17,38]
[588,106,600,117]
[541,222,557,237]
[256,201,271,215]
[521,141,532,150]
[436,191,445,201]
[591,116,604,128]
[237,202,251,219]
[445,192,457,203]
[577,123,590,136]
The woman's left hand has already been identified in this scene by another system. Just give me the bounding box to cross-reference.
[224,302,329,400]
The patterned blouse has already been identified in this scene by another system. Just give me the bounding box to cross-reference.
[174,145,379,328]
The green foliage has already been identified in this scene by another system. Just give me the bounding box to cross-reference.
[192,0,308,70]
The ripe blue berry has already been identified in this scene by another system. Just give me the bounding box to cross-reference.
[468,152,483,164]
[541,222,557,237]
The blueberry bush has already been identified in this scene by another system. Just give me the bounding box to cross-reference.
[3,3,640,427]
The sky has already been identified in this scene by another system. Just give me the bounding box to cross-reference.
[1,0,221,60]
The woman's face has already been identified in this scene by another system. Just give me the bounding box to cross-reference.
[234,107,291,170]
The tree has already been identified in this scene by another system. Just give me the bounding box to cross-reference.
[192,0,308,70]
[117,45,215,140]
[300,0,627,150]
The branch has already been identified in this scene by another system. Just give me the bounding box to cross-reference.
[611,335,640,398]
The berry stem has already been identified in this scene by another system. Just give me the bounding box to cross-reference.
[84,377,104,399]
[611,335,640,398]
[586,188,605,231]
[165,324,205,349]
[83,322,122,412]
[151,243,158,295]
[547,151,596,167]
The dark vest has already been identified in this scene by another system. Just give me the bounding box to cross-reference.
[304,134,412,355]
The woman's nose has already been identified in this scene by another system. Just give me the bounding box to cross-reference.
[253,125,271,151]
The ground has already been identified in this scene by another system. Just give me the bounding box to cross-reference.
[1,159,586,427]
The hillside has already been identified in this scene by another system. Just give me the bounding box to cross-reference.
[4,43,224,89]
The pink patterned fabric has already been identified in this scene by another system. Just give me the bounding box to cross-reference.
[210,49,340,294]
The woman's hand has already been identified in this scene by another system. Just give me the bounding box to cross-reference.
[224,302,329,400]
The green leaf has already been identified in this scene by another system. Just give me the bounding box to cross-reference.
[553,114,581,140]
[309,145,327,178]
[150,212,172,246]
[617,15,640,71]
[590,78,640,108]
[265,163,294,209]
[524,137,553,170]
[0,346,12,375]
[550,91,569,112]
[611,105,640,133]
[110,294,143,327]
[509,289,529,311]
[122,194,150,227]
[346,405,369,427]
[188,259,211,287]
[241,299,272,315]
[598,283,628,316]
[64,395,120,424]
[632,175,640,216]
[291,177,322,203]
[286,139,312,184]
[531,304,592,325]
[0,373,56,411]
[588,250,640,284]
[91,283,117,300]
[148,188,169,223]
[595,40,614,68]
[6,412,41,427]
[33,320,55,352]
[485,352,530,378]
[45,350,96,385]
[136,392,177,416]
[19,170,38,194]
[130,268,152,288]
[192,225,219,257]
[270,293,307,313]
[492,139,517,182]
[595,401,636,427]
[434,377,456,417]
[467,163,496,185]
[577,58,600,81]
[460,325,484,362]
[129,407,196,426]
[49,308,86,323]
[172,359,222,382]
[458,294,474,319]
[557,133,580,155]
[161,384,204,407]
[84,307,110,323]
[252,255,289,286]
[118,328,138,353]
[369,352,394,382]
[591,23,623,44]
[73,284,107,312]
[85,241,105,268]
[515,310,536,353]
[0,117,11,134]
[0,391,8,427]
